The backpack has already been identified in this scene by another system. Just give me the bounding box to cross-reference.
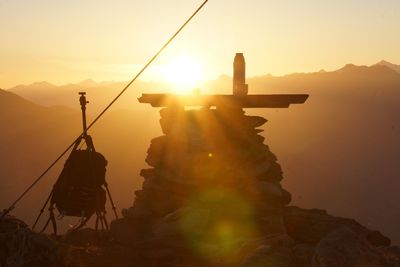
[52,149,107,217]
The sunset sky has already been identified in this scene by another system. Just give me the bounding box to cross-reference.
[1,0,399,88]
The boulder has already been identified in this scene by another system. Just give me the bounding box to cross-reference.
[110,218,139,245]
[312,227,383,267]
[284,206,391,246]
[291,243,315,266]
[0,214,57,267]
[379,246,400,267]
[241,246,292,267]
[152,207,210,246]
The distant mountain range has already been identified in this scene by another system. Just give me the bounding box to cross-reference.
[1,62,399,243]
[6,61,400,110]
[374,60,400,74]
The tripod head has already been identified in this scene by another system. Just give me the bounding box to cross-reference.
[79,92,89,138]
[79,92,89,111]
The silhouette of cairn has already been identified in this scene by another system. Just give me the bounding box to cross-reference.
[117,106,292,264]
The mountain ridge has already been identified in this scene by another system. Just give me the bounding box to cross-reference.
[374,60,400,74]
[6,63,400,111]
[7,62,400,92]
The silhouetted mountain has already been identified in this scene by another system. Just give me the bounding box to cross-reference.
[0,89,77,215]
[1,64,400,244]
[0,88,42,114]
[374,60,400,74]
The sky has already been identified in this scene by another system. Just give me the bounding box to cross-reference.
[0,0,399,88]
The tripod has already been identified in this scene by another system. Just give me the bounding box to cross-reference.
[32,92,118,234]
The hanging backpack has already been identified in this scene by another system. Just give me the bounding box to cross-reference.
[34,92,118,234]
[52,148,107,217]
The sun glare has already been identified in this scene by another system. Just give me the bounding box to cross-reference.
[161,55,204,94]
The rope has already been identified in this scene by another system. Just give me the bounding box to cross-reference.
[1,0,209,219]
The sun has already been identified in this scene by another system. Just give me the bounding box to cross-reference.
[161,55,204,94]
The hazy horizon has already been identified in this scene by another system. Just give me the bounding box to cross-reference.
[1,0,400,89]
[3,60,399,90]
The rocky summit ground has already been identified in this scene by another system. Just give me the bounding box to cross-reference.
[1,207,399,267]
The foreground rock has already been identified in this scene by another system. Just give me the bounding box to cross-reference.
[313,227,384,267]
[283,206,391,247]
[0,214,57,267]
[1,208,399,267]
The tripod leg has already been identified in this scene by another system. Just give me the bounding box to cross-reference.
[104,182,118,219]
[32,188,54,231]
[72,213,93,233]
[98,213,105,231]
[49,206,57,235]
[95,212,100,232]
[40,217,51,233]
[40,205,57,235]
[101,211,109,231]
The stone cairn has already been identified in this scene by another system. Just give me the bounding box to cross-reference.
[121,105,293,265]
[112,54,310,266]
[108,54,394,267]
[112,102,394,267]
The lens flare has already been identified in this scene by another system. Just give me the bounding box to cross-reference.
[179,188,257,263]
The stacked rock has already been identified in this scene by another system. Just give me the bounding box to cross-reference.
[118,105,293,265]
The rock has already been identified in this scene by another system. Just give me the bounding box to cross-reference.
[284,206,391,246]
[241,246,292,267]
[62,228,99,246]
[122,204,153,219]
[0,215,57,267]
[245,116,268,128]
[256,161,284,182]
[280,189,292,205]
[110,219,139,245]
[379,246,400,266]
[241,234,295,251]
[259,216,287,234]
[0,214,27,232]
[258,181,283,198]
[367,230,394,248]
[152,207,210,242]
[313,227,383,267]
[243,160,272,178]
[292,243,315,266]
